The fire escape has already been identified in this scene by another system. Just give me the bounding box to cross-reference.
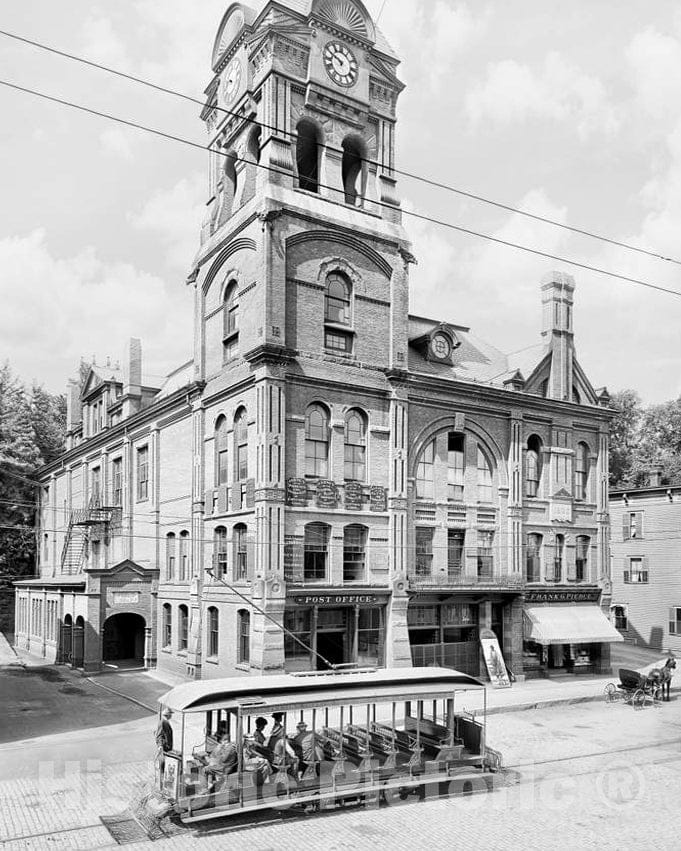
[60,497,121,575]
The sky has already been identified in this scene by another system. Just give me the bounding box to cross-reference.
[0,0,680,403]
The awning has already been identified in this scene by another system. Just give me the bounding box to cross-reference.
[524,604,624,646]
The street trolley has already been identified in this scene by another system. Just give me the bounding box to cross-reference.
[155,667,503,823]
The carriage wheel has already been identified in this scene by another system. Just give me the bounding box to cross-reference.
[632,689,646,710]
[603,683,617,703]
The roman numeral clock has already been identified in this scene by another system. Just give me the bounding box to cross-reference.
[322,41,359,88]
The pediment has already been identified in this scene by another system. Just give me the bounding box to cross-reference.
[368,55,402,88]
[552,487,573,500]
[106,559,157,577]
[80,368,102,400]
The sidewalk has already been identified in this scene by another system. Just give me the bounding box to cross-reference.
[0,631,21,667]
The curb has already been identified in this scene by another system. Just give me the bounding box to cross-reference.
[486,692,603,716]
[84,675,157,714]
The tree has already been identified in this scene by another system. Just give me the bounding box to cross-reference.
[608,390,681,487]
[0,363,66,578]
[608,389,642,487]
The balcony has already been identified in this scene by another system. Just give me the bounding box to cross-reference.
[408,565,523,591]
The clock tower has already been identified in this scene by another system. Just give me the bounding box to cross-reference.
[188,0,414,675]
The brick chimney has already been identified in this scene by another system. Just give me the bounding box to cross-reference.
[541,271,575,401]
[647,465,664,487]
[126,337,142,389]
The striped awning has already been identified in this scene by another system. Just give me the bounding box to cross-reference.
[524,604,624,646]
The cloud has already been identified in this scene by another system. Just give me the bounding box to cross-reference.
[626,27,681,119]
[99,126,136,160]
[466,52,620,140]
[0,230,193,393]
[128,174,205,270]
[80,15,130,67]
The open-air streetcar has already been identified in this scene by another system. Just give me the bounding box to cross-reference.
[155,667,503,823]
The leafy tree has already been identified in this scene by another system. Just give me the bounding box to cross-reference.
[0,363,66,579]
[608,390,681,487]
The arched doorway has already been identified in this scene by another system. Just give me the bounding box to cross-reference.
[72,616,85,668]
[102,613,145,667]
[59,614,73,665]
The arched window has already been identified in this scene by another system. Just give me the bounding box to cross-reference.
[526,533,542,582]
[416,439,435,500]
[237,609,250,664]
[233,523,248,581]
[341,136,365,206]
[575,535,590,582]
[477,447,493,503]
[214,526,228,578]
[166,533,176,581]
[304,523,329,581]
[234,408,248,481]
[343,524,367,581]
[296,119,321,192]
[215,415,229,486]
[305,404,329,478]
[526,435,543,498]
[448,432,465,501]
[179,530,190,581]
[247,126,261,164]
[162,604,172,648]
[344,409,366,481]
[324,272,353,353]
[221,150,238,219]
[223,281,239,362]
[207,606,219,658]
[325,273,351,324]
[575,442,590,501]
[178,604,188,651]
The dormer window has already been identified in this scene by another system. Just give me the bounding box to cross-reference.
[411,325,459,365]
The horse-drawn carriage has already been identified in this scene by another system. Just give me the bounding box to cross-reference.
[604,656,675,709]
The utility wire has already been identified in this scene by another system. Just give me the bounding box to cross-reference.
[2,77,681,301]
[1,27,680,268]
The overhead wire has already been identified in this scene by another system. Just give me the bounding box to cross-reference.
[1,77,681,301]
[1,27,681,268]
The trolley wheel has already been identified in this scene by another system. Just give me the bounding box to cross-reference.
[632,689,646,709]
[603,683,617,703]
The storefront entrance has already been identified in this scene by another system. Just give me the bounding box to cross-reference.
[284,593,388,672]
[408,601,480,677]
[102,612,145,665]
[316,631,346,670]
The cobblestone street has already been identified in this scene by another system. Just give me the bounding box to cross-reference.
[1,696,679,850]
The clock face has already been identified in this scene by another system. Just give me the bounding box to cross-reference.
[323,41,359,88]
[431,333,452,360]
[222,58,243,105]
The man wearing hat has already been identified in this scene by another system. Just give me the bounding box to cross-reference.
[155,708,174,770]
[294,720,322,777]
[267,712,285,752]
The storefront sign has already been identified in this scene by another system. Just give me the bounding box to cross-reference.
[286,478,308,506]
[111,591,139,605]
[525,589,600,604]
[369,486,387,512]
[283,538,304,582]
[316,480,338,509]
[480,628,511,689]
[293,593,382,606]
[344,481,364,511]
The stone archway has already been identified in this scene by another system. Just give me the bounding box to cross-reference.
[102,612,146,666]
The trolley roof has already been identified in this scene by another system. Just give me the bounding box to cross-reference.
[159,667,484,714]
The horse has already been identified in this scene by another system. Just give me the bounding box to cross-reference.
[650,656,676,702]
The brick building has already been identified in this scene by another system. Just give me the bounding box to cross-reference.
[15,0,621,679]
[610,475,681,653]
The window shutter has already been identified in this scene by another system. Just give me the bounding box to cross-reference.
[232,484,242,512]
[217,485,228,514]
[204,489,214,516]
[245,478,255,508]
[670,608,677,635]
[642,556,649,583]
[622,516,629,541]
[624,570,630,584]
[636,512,644,538]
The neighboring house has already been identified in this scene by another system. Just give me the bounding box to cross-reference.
[610,474,681,653]
[14,0,620,680]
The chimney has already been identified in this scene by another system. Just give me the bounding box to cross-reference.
[541,271,575,401]
[66,378,82,432]
[647,465,664,488]
[127,337,142,389]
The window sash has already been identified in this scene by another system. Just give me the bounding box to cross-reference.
[136,448,149,500]
[344,444,365,481]
[305,439,328,478]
